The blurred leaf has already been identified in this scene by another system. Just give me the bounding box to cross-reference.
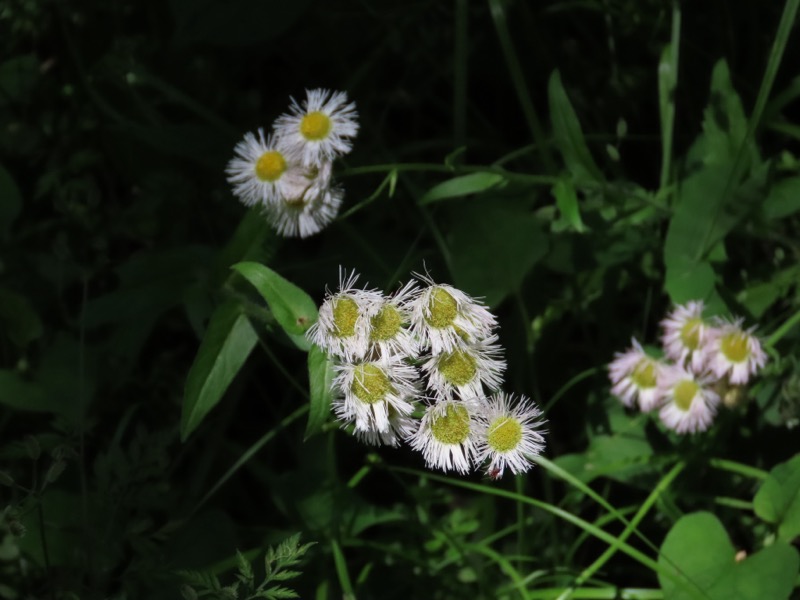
[0,55,38,105]
[658,42,678,183]
[305,345,334,441]
[19,490,85,566]
[0,289,42,346]
[658,511,799,600]
[182,301,258,441]
[754,454,800,542]
[551,178,588,232]
[0,370,52,412]
[764,176,800,220]
[0,164,22,239]
[232,262,318,349]
[664,255,715,304]
[737,265,800,318]
[418,173,505,205]
[448,197,548,307]
[171,0,313,46]
[547,71,603,184]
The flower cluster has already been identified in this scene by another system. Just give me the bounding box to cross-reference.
[226,89,358,238]
[307,270,547,478]
[608,300,767,434]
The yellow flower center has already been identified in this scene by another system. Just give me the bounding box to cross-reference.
[679,318,703,350]
[370,305,402,341]
[351,364,392,404]
[720,331,749,363]
[631,360,657,389]
[486,416,522,453]
[430,404,471,445]
[254,150,287,182]
[332,296,359,338]
[674,380,699,411]
[438,350,477,386]
[425,287,458,329]
[299,111,332,141]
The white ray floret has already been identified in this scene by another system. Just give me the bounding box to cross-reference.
[364,279,421,359]
[306,270,384,361]
[409,399,481,474]
[265,184,343,239]
[353,407,419,448]
[657,364,720,434]
[225,129,302,207]
[409,275,498,355]
[608,338,666,412]
[423,335,505,400]
[274,88,359,166]
[474,393,547,479]
[704,318,767,385]
[660,301,711,373]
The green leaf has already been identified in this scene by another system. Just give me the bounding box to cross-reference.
[448,196,549,307]
[0,164,22,239]
[664,256,716,304]
[232,262,318,350]
[0,55,38,105]
[305,345,334,441]
[551,178,588,232]
[181,302,258,441]
[0,370,53,412]
[0,289,42,346]
[754,454,800,542]
[547,71,603,184]
[658,512,799,600]
[764,176,800,220]
[418,172,505,205]
[658,42,678,186]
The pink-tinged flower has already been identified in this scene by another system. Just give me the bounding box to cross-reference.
[608,339,666,412]
[704,319,767,385]
[661,301,711,373]
[658,365,720,434]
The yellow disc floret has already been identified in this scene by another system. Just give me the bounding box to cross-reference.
[679,318,703,350]
[486,416,523,453]
[299,111,332,141]
[720,331,749,363]
[370,305,402,341]
[351,364,392,405]
[631,359,657,389]
[674,380,699,411]
[438,350,477,386]
[430,404,471,445]
[332,296,359,338]
[255,150,287,182]
[425,287,458,329]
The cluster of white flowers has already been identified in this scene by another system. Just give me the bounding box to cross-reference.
[608,301,768,434]
[226,89,358,238]
[307,270,547,478]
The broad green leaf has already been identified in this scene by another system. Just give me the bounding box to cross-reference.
[664,256,715,304]
[658,43,678,186]
[418,172,505,205]
[0,370,51,412]
[305,345,334,440]
[0,289,42,346]
[737,265,800,318]
[0,164,22,239]
[547,71,603,184]
[659,512,799,600]
[754,454,800,542]
[551,178,588,232]
[232,262,318,349]
[448,197,548,307]
[764,176,800,220]
[181,302,258,441]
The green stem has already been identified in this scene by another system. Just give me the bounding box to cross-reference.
[529,589,662,599]
[331,537,356,599]
[766,308,800,348]
[709,457,768,480]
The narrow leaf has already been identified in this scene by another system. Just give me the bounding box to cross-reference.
[181,301,258,441]
[305,345,334,440]
[551,178,588,232]
[418,172,505,205]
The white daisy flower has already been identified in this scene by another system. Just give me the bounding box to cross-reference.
[608,339,666,412]
[365,280,421,360]
[306,270,383,361]
[225,129,302,207]
[658,365,720,434]
[409,275,498,355]
[422,335,505,400]
[474,393,546,479]
[704,318,767,385]
[332,355,419,433]
[353,406,419,448]
[409,399,480,474]
[274,88,359,166]
[661,301,711,372]
[265,184,343,239]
